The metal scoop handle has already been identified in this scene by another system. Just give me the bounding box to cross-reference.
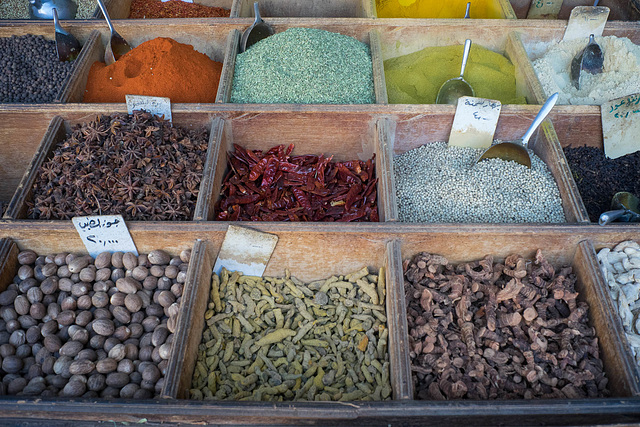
[53,8,67,35]
[599,209,640,225]
[464,2,470,18]
[96,0,115,35]
[459,39,471,79]
[521,92,559,148]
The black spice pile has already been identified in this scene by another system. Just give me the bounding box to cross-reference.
[0,35,76,103]
[404,250,608,400]
[28,112,209,221]
[564,146,640,222]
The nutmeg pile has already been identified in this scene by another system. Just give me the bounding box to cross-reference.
[0,248,190,398]
[405,250,608,400]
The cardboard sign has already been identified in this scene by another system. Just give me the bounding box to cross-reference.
[448,96,502,149]
[213,225,278,277]
[602,93,640,159]
[72,215,138,258]
[527,0,563,19]
[563,6,610,41]
[126,95,172,123]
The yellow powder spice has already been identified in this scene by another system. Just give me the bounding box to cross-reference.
[384,44,526,105]
[376,0,505,18]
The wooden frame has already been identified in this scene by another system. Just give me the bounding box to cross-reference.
[508,0,640,20]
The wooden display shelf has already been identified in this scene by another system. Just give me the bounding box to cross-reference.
[0,222,639,425]
[509,0,640,20]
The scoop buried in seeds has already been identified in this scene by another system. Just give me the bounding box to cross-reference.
[53,8,81,62]
[570,34,604,89]
[435,39,475,105]
[599,192,640,225]
[477,92,559,168]
[29,0,76,19]
[239,2,275,53]
[97,0,131,65]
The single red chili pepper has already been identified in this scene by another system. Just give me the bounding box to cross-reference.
[249,157,270,181]
[285,144,294,156]
[291,187,311,209]
[338,207,367,222]
[261,157,278,188]
[278,161,300,173]
[344,183,363,211]
[266,145,284,156]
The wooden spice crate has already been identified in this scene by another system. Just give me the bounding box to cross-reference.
[234,0,374,18]
[0,223,638,424]
[509,0,640,20]
[2,112,220,221]
[0,28,100,104]
[102,0,234,19]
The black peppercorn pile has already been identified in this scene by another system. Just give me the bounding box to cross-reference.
[564,146,640,222]
[28,111,209,221]
[0,34,76,103]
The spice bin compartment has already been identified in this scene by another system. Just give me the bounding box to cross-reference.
[169,230,411,400]
[101,0,233,19]
[4,113,220,221]
[508,0,640,20]
[0,29,100,104]
[399,232,640,398]
[383,109,588,223]
[204,112,392,222]
[218,27,387,104]
[66,26,231,103]
[370,0,516,19]
[0,234,201,399]
[234,0,373,18]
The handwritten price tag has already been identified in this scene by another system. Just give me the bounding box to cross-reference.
[563,6,610,42]
[601,93,640,159]
[126,95,172,123]
[72,215,138,258]
[527,0,563,19]
[448,96,502,149]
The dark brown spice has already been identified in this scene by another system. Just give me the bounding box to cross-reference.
[564,146,640,222]
[28,111,209,221]
[405,250,608,400]
[128,0,230,18]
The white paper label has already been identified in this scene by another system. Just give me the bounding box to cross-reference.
[527,0,563,19]
[602,93,640,159]
[72,215,138,258]
[563,6,610,41]
[126,95,172,123]
[213,225,278,277]
[448,96,502,149]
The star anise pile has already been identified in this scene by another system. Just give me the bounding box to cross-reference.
[28,111,209,221]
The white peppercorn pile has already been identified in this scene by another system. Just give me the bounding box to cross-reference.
[0,249,190,398]
[0,35,76,103]
[394,142,565,223]
[230,28,375,104]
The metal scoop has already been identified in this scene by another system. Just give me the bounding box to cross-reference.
[436,39,475,105]
[570,34,604,89]
[464,2,470,18]
[29,0,76,19]
[97,0,131,65]
[240,2,275,53]
[477,92,559,168]
[599,192,640,225]
[53,8,81,62]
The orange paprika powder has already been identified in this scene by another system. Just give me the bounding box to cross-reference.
[83,37,222,103]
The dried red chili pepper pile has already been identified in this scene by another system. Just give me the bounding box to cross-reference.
[215,144,379,222]
[129,0,230,18]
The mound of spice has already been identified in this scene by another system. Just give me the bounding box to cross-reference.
[215,144,378,222]
[83,37,222,103]
[384,44,525,105]
[375,0,505,18]
[230,28,375,104]
[0,34,76,103]
[0,248,190,398]
[28,111,209,221]
[394,142,565,223]
[531,36,640,105]
[129,0,230,18]
[0,0,95,19]
[405,250,609,400]
[190,267,391,401]
[564,146,640,222]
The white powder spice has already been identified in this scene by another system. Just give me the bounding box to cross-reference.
[532,36,640,105]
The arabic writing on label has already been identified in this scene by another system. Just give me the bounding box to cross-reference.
[72,215,138,258]
[609,94,640,118]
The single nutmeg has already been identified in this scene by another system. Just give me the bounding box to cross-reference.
[18,265,34,280]
[14,295,31,315]
[114,325,131,341]
[111,252,124,269]
[163,265,178,279]
[92,319,115,337]
[3,355,24,374]
[92,291,110,308]
[108,344,126,362]
[158,343,172,360]
[95,268,112,282]
[69,359,95,376]
[79,267,96,283]
[180,249,191,263]
[75,310,93,327]
[131,266,149,282]
[157,291,176,308]
[54,252,69,266]
[95,358,118,374]
[17,250,37,265]
[41,263,57,277]
[124,294,143,313]
[87,373,106,391]
[167,303,180,319]
[26,287,43,304]
[149,266,164,278]
[68,256,90,274]
[167,315,177,333]
[112,306,131,324]
[122,252,139,271]
[94,252,111,270]
[116,277,141,294]
[76,295,93,311]
[151,326,169,347]
[106,372,130,388]
[110,292,126,307]
[0,289,18,306]
[148,250,171,266]
[61,380,86,397]
[59,340,84,357]
[29,303,46,320]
